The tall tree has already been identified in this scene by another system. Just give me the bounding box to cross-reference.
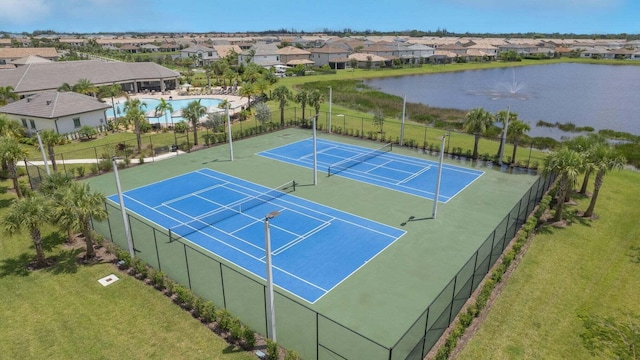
[308,89,325,119]
[154,98,174,128]
[295,90,310,120]
[238,82,256,111]
[72,78,98,97]
[39,130,63,172]
[123,98,147,152]
[494,110,519,160]
[272,86,292,126]
[583,145,626,218]
[567,134,608,196]
[253,78,271,99]
[98,84,124,123]
[3,193,52,267]
[0,114,25,139]
[542,147,583,223]
[508,119,531,164]
[55,182,107,259]
[182,99,206,146]
[0,137,28,198]
[0,85,19,106]
[39,172,76,243]
[463,107,494,159]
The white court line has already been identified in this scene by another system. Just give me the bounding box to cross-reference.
[397,165,432,185]
[271,220,333,256]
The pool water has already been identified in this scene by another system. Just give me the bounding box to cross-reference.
[106,98,223,125]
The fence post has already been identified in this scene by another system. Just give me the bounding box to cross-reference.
[448,276,458,324]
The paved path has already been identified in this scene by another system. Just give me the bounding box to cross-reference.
[23,150,185,166]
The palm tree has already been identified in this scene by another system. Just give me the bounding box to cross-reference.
[508,119,531,164]
[542,147,583,223]
[0,114,25,139]
[567,134,608,195]
[0,137,28,198]
[463,107,494,159]
[3,193,52,267]
[238,82,256,111]
[583,145,625,218]
[295,90,310,120]
[57,83,73,92]
[254,78,271,100]
[224,68,236,87]
[0,85,19,106]
[272,86,292,126]
[39,130,63,172]
[72,78,98,97]
[123,98,147,152]
[308,89,325,119]
[182,99,206,146]
[39,172,76,242]
[98,84,124,122]
[495,110,518,161]
[154,98,174,128]
[55,182,107,259]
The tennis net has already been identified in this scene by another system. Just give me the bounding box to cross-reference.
[327,143,392,176]
[169,180,296,240]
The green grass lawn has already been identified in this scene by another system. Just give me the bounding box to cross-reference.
[0,181,256,360]
[457,169,640,359]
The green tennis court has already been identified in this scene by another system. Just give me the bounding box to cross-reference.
[88,128,544,360]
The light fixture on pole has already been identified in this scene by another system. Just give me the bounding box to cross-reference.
[264,210,281,342]
[312,115,318,185]
[226,103,234,161]
[328,86,332,133]
[112,157,135,258]
[432,134,448,219]
[35,130,51,175]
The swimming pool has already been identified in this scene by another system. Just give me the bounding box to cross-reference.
[106,98,223,125]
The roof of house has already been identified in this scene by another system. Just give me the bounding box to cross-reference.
[277,46,311,55]
[0,60,180,95]
[213,45,242,58]
[0,91,110,119]
[0,47,59,60]
[348,53,388,62]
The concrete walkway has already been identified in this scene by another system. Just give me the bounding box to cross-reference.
[23,150,185,166]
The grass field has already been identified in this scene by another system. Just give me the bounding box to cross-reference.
[456,169,640,359]
[0,181,256,360]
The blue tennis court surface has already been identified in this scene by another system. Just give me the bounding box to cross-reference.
[258,138,484,202]
[107,169,405,303]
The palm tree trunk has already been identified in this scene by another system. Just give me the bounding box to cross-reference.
[511,142,519,165]
[30,227,46,266]
[473,135,480,159]
[47,144,57,172]
[192,124,199,146]
[553,178,567,222]
[280,106,285,126]
[579,169,592,195]
[584,172,603,217]
[82,219,95,259]
[9,162,22,198]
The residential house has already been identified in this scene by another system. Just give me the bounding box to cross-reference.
[180,44,220,65]
[0,91,111,136]
[405,44,436,63]
[0,47,59,65]
[240,43,281,67]
[309,47,351,67]
[277,46,311,66]
[348,53,388,69]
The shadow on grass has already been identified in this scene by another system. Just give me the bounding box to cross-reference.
[222,345,245,354]
[628,246,640,264]
[0,252,33,277]
[45,248,83,275]
[41,232,67,252]
[565,209,592,227]
[0,197,14,210]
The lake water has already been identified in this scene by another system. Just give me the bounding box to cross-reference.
[364,63,640,138]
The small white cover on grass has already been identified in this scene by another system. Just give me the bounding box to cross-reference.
[98,274,119,287]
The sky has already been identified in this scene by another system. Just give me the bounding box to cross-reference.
[0,0,638,35]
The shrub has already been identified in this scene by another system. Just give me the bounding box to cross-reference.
[200,301,217,323]
[173,285,194,309]
[98,158,113,172]
[76,166,86,177]
[284,349,300,360]
[229,318,243,343]
[266,339,279,360]
[216,309,232,333]
[116,248,131,269]
[151,270,165,289]
[89,163,99,175]
[242,326,256,349]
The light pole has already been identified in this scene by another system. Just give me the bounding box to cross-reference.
[112,156,135,258]
[312,115,318,186]
[400,94,406,146]
[264,210,280,341]
[432,134,448,219]
[328,86,332,133]
[35,130,50,175]
[226,103,234,161]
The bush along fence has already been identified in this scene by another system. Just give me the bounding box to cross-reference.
[89,168,555,360]
[107,243,300,360]
[431,194,554,360]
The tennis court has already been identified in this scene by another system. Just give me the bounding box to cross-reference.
[258,138,484,202]
[107,168,405,303]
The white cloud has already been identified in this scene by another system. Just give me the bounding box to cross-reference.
[0,0,50,24]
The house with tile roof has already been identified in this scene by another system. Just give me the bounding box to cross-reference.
[240,43,282,67]
[180,44,220,65]
[0,91,111,135]
[309,47,351,67]
[0,60,180,96]
[0,47,59,65]
[277,46,311,66]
